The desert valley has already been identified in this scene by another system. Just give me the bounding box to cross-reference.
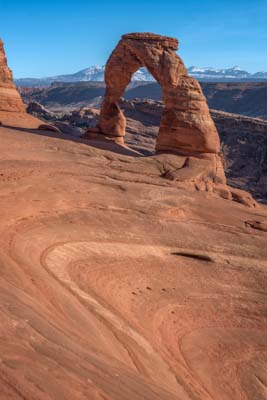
[0,27,267,400]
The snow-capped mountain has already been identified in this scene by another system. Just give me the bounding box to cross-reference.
[252,70,267,79]
[187,66,251,80]
[15,66,267,87]
[58,65,106,82]
[56,66,154,82]
[15,66,154,87]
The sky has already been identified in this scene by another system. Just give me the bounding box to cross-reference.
[0,0,266,78]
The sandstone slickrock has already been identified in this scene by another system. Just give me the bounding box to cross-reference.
[85,32,220,157]
[0,32,266,400]
[0,39,25,113]
[26,93,266,205]
[118,99,267,202]
[0,122,266,400]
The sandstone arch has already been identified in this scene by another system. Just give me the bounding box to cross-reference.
[86,32,220,157]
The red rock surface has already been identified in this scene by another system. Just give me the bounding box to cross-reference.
[0,39,25,113]
[0,123,266,399]
[25,98,267,204]
[0,40,41,129]
[1,34,264,398]
[116,99,267,203]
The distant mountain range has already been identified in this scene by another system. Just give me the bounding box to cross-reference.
[15,66,267,86]
[188,66,267,80]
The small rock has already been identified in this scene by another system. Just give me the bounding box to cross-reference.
[38,124,61,133]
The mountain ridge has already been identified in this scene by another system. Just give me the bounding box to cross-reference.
[15,65,267,86]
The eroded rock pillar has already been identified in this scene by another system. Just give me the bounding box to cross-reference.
[97,40,143,141]
[0,39,25,113]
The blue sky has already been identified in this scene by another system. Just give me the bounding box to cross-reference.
[0,0,266,77]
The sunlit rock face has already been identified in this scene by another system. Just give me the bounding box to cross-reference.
[0,118,266,400]
[0,39,25,113]
[85,32,233,199]
[89,32,220,158]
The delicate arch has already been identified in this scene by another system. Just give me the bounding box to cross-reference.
[88,33,220,156]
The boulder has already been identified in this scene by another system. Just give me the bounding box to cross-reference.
[27,101,55,120]
[38,124,61,133]
[54,121,82,136]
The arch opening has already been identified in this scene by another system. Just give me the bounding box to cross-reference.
[130,67,154,83]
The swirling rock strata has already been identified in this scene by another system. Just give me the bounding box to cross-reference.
[0,123,266,399]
